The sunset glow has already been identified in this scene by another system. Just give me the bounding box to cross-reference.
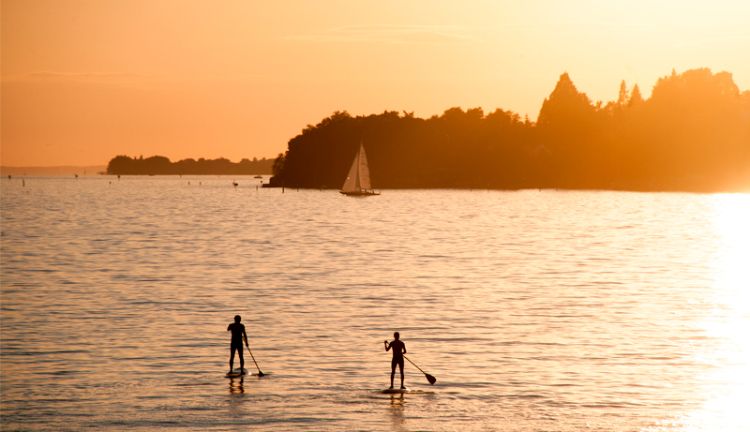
[4,2,750,430]
[2,0,749,166]
[679,194,750,431]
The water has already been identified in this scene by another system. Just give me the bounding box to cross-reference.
[1,177,749,431]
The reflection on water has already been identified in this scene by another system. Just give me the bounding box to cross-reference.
[228,376,245,394]
[1,177,749,431]
[680,195,750,431]
[388,393,405,430]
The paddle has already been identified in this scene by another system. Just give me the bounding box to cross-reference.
[404,355,437,385]
[246,344,265,377]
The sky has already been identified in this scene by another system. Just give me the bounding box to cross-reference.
[2,0,749,166]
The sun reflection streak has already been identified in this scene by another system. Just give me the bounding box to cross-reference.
[680,194,750,431]
[710,194,750,304]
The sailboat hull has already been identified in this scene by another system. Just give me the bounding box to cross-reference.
[340,190,380,196]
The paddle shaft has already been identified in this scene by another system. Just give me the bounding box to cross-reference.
[403,356,427,375]
[245,344,264,375]
[404,355,437,384]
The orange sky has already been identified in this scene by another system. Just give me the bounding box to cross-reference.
[2,0,749,166]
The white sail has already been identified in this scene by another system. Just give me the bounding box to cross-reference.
[341,145,361,193]
[340,142,378,196]
[356,144,372,190]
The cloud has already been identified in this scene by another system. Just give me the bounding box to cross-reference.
[285,24,477,45]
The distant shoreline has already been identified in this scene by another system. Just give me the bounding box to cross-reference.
[105,155,274,175]
[0,166,106,176]
[1,164,273,177]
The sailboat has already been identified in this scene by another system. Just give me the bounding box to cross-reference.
[340,142,380,196]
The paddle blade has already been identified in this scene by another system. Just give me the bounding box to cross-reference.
[425,373,437,385]
[258,371,265,377]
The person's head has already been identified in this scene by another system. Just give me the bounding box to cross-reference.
[234,315,241,323]
[393,331,400,340]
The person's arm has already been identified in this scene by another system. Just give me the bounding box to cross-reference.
[384,340,391,351]
[243,326,249,347]
[402,342,407,355]
[227,324,232,331]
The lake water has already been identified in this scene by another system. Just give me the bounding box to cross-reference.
[1,176,749,431]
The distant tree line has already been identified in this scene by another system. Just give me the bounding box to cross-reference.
[107,156,274,175]
[268,68,750,192]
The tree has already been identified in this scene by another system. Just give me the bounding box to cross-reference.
[618,80,629,106]
[629,84,644,106]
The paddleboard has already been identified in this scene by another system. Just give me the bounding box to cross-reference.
[381,388,409,394]
[225,368,248,378]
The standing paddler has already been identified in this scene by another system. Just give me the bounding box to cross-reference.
[384,331,407,389]
[227,315,249,374]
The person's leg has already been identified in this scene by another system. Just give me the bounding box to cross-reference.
[229,346,237,371]
[238,346,245,373]
[398,359,405,389]
[390,358,397,388]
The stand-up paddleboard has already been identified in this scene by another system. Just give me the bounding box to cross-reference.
[381,387,410,394]
[225,368,248,378]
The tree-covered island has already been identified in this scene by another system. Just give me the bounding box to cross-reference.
[268,68,750,192]
[107,156,273,175]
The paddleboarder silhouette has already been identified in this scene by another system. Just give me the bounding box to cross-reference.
[384,332,407,389]
[227,315,249,374]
